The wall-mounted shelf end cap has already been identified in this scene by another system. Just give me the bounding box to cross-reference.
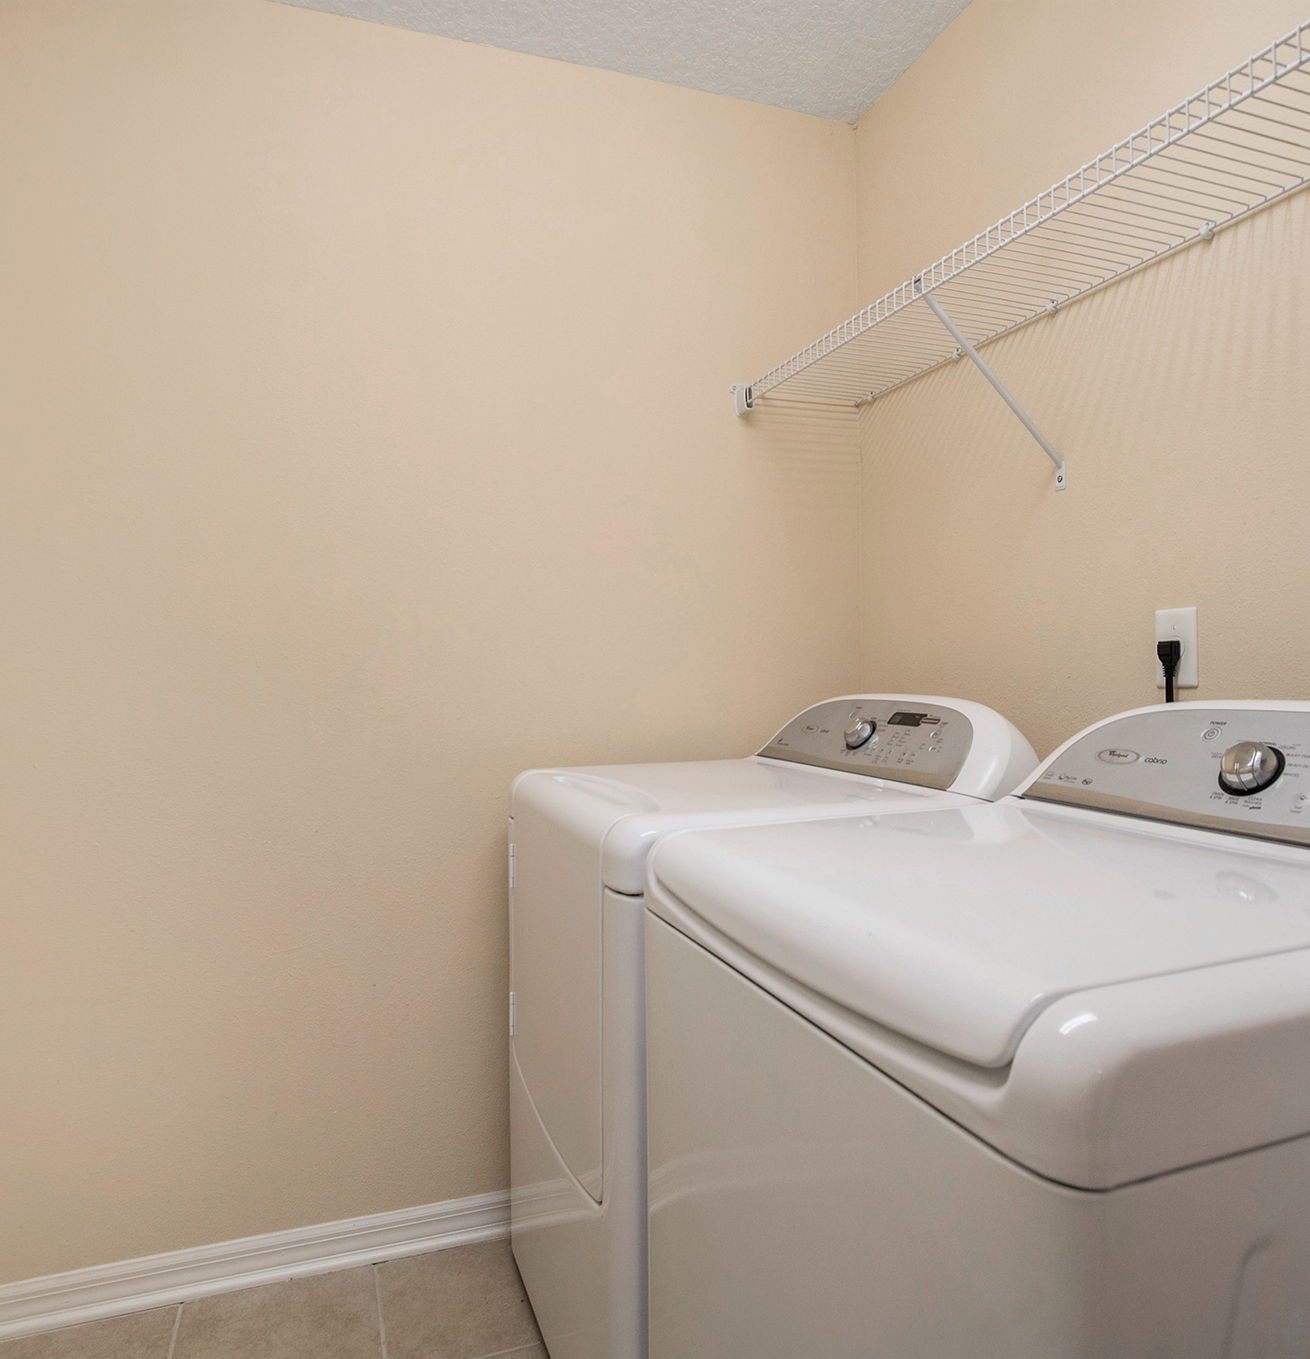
[731,383,754,417]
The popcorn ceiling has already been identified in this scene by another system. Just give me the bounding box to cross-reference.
[275,0,972,124]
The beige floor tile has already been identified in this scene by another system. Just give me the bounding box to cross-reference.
[173,1266,380,1359]
[0,1307,177,1359]
[378,1240,541,1359]
[476,1347,547,1359]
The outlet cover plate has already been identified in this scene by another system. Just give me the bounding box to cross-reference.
[1155,607,1199,689]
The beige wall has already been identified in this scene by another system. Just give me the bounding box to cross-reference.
[11,0,1308,1289]
[854,0,1310,755]
[0,0,858,1280]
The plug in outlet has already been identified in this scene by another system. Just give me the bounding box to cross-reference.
[1155,607,1198,689]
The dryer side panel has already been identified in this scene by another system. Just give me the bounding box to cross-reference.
[510,779,604,1201]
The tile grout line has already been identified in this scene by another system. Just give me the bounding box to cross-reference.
[372,1263,389,1359]
[166,1302,183,1359]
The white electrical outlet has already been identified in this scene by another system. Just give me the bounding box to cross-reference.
[1155,607,1199,689]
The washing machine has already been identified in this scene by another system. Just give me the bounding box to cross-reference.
[645,700,1310,1359]
[508,695,1036,1359]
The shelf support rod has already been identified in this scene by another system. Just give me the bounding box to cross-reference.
[919,289,1067,491]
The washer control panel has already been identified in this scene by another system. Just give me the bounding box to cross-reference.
[1025,706,1310,846]
[760,699,974,791]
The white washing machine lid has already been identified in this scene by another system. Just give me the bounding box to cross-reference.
[648,797,1310,1186]
[648,801,1310,1070]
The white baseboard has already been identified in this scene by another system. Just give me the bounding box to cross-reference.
[0,1189,510,1342]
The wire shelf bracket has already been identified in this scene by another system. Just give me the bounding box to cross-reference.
[732,18,1310,494]
[919,286,1067,490]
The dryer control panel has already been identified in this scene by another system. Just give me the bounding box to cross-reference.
[1025,705,1310,846]
[760,699,974,791]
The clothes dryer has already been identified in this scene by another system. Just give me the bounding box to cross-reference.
[509,695,1035,1359]
[645,700,1310,1359]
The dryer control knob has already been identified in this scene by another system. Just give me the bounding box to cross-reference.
[844,717,876,750]
[1218,741,1285,796]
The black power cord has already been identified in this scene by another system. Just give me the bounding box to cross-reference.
[1157,638,1182,704]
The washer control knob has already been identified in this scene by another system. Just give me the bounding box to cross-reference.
[844,717,876,750]
[1218,741,1285,796]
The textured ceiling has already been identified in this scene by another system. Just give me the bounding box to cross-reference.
[274,0,973,123]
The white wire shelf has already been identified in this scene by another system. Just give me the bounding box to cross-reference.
[736,20,1310,422]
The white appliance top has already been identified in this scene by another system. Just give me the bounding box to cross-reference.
[513,694,1035,893]
[646,702,1310,1188]
[649,795,1310,1069]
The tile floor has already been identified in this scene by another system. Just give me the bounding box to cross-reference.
[0,1239,544,1359]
